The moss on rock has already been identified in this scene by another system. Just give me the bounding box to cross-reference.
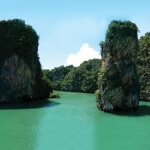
[0,19,52,102]
[97,20,140,111]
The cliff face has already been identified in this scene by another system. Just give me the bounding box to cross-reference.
[0,19,51,102]
[96,21,140,111]
[0,55,34,101]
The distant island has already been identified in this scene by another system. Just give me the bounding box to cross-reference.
[43,58,101,93]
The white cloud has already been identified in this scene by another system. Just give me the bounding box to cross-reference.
[66,43,101,67]
[38,18,107,69]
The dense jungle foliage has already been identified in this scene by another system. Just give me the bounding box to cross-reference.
[43,59,101,93]
[137,32,150,101]
[102,20,138,60]
[0,19,52,101]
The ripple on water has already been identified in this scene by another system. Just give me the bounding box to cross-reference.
[0,91,150,150]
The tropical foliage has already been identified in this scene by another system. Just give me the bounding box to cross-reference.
[43,59,101,93]
[137,32,150,100]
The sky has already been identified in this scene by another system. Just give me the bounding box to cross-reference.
[1,0,150,69]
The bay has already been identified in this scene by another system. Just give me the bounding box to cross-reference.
[0,91,150,150]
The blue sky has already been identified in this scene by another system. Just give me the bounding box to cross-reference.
[1,0,150,69]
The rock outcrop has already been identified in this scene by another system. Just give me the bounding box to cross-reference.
[0,19,52,102]
[96,20,140,111]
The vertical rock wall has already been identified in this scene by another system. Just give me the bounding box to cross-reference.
[96,21,140,111]
[0,19,51,102]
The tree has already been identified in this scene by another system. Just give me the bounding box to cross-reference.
[43,59,101,93]
[137,32,150,101]
[43,65,74,90]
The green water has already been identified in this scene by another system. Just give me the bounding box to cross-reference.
[0,91,150,150]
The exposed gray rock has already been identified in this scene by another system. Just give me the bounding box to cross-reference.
[96,21,140,111]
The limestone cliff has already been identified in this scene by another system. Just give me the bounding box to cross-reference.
[0,19,52,102]
[96,20,140,111]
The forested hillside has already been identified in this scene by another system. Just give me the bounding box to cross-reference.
[137,32,150,101]
[43,59,101,93]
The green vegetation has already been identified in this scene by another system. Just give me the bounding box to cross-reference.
[0,19,52,102]
[137,32,150,101]
[103,20,138,60]
[97,20,139,111]
[43,59,101,93]
[49,92,60,98]
[44,65,74,90]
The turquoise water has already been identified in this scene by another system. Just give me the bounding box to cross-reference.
[0,91,150,150]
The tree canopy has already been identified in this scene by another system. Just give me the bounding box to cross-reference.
[137,32,150,101]
[43,59,101,93]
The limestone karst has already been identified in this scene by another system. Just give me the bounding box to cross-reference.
[96,20,140,111]
[0,19,52,102]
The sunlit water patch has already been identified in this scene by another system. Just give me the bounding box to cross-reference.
[0,91,150,150]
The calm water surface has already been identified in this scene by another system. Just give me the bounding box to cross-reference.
[0,91,150,150]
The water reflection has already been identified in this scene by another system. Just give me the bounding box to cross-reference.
[94,101,150,150]
[0,99,60,110]
[0,99,60,150]
[105,102,150,116]
[1,92,150,150]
